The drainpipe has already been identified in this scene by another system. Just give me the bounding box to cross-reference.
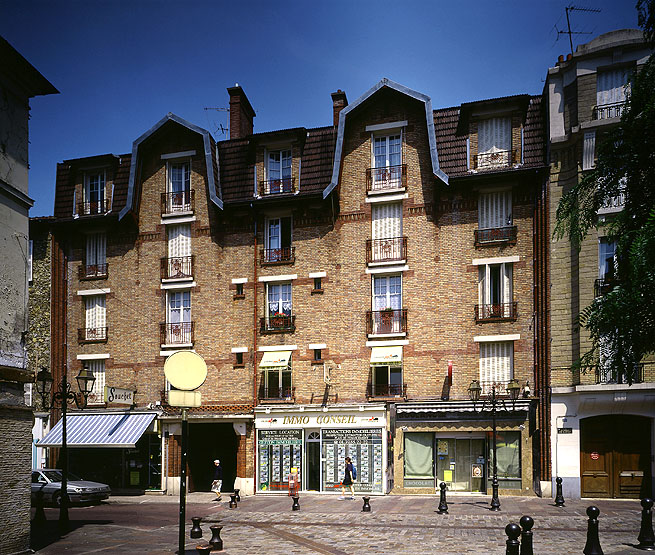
[252,209,258,492]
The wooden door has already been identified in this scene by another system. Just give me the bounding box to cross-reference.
[580,416,612,497]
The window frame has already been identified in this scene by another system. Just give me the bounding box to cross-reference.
[372,132,402,169]
[478,341,514,394]
[84,170,107,213]
[266,282,293,320]
[372,274,402,312]
[84,294,107,341]
[478,190,512,230]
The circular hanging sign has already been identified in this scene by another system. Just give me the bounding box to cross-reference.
[164,351,207,391]
[590,452,600,460]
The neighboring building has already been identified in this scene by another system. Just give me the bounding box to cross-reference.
[39,79,547,498]
[0,37,57,555]
[546,29,655,500]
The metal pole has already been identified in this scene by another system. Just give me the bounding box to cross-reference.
[59,369,69,530]
[178,408,188,554]
[490,387,500,511]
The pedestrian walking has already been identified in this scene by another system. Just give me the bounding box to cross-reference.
[211,459,222,501]
[339,456,356,499]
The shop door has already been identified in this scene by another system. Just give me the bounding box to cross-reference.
[581,415,652,498]
[306,431,321,491]
[436,438,486,492]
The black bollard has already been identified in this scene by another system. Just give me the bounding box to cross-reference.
[195,544,212,555]
[555,476,565,507]
[190,516,203,539]
[292,495,300,511]
[519,515,534,555]
[637,498,655,551]
[229,494,237,509]
[32,490,47,526]
[583,506,604,555]
[362,496,371,512]
[234,488,241,502]
[505,523,521,555]
[438,482,449,515]
[209,525,224,551]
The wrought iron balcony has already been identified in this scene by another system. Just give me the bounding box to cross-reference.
[160,322,194,345]
[260,247,295,265]
[471,149,520,170]
[161,256,194,280]
[474,226,517,247]
[366,309,407,335]
[366,164,407,192]
[366,383,407,398]
[258,386,295,402]
[595,278,618,297]
[161,189,195,215]
[475,302,518,322]
[78,327,108,343]
[79,263,108,280]
[366,237,407,264]
[260,177,296,196]
[479,380,511,396]
[596,363,644,384]
[260,315,296,334]
[597,191,626,215]
[593,102,626,120]
[77,199,107,216]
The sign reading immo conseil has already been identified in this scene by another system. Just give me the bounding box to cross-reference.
[255,411,384,429]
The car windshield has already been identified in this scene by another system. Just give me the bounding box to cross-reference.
[42,470,83,482]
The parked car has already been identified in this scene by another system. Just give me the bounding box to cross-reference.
[31,469,111,506]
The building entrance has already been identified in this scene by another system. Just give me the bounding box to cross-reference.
[306,431,321,491]
[187,423,238,493]
[436,437,486,492]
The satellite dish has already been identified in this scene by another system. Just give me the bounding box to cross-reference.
[164,351,207,391]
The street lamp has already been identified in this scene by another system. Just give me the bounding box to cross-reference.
[468,378,521,512]
[35,365,95,529]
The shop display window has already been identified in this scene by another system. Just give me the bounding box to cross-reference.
[403,432,434,488]
[488,431,521,489]
[257,429,302,492]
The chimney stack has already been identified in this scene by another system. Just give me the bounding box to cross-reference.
[227,84,255,139]
[331,89,348,128]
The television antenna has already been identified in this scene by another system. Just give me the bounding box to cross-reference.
[554,5,601,56]
[204,106,230,137]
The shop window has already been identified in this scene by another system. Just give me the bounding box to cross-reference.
[257,429,302,492]
[488,431,521,489]
[403,432,434,486]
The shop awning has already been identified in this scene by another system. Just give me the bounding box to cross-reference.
[38,412,157,448]
[259,350,292,368]
[370,346,403,365]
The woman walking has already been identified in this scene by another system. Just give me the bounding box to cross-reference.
[339,456,356,499]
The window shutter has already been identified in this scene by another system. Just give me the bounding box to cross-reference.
[479,191,511,229]
[502,263,513,316]
[583,132,596,170]
[281,217,292,248]
[373,203,401,239]
[168,226,180,258]
[478,266,486,306]
[597,69,628,106]
[88,360,105,402]
[97,233,106,265]
[28,240,33,282]
[479,342,512,387]
[85,296,96,329]
[168,225,190,258]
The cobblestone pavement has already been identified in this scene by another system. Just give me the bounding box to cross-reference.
[31,492,649,554]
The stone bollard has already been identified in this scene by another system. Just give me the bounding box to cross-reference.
[583,506,604,555]
[637,497,655,551]
[362,496,371,512]
[209,524,224,551]
[195,544,212,555]
[234,488,241,502]
[555,476,565,507]
[438,482,448,515]
[229,494,237,509]
[505,523,521,555]
[32,490,47,525]
[292,495,300,511]
[519,515,534,555]
[190,516,203,539]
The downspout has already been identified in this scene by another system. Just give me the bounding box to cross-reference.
[252,208,258,492]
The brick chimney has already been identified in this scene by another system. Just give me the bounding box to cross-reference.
[331,89,348,128]
[227,84,255,139]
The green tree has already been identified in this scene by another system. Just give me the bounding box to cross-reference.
[555,14,655,384]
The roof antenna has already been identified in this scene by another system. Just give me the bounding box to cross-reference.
[204,106,230,137]
[555,5,601,56]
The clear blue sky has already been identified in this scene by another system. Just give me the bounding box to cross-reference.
[1,0,639,216]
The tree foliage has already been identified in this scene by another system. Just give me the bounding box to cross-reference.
[554,20,655,384]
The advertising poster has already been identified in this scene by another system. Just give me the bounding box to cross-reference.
[257,429,302,491]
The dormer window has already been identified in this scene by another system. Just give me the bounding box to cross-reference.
[164,161,192,214]
[263,149,293,194]
[81,172,106,215]
[476,117,512,170]
[595,68,629,120]
[369,134,403,191]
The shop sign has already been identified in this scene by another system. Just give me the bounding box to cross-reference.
[104,386,134,405]
[258,429,302,446]
[404,479,434,488]
[256,412,384,428]
[471,464,483,478]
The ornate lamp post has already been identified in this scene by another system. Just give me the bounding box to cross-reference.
[35,365,96,530]
[468,378,521,512]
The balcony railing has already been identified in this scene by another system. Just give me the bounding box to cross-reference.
[260,247,295,265]
[258,386,295,402]
[479,380,511,396]
[366,309,408,335]
[78,327,108,343]
[475,302,518,322]
[260,177,296,196]
[595,278,618,297]
[366,164,407,192]
[79,263,108,280]
[161,256,194,280]
[260,315,296,334]
[366,383,407,398]
[471,149,520,170]
[366,237,407,264]
[160,322,194,345]
[77,199,107,216]
[596,363,644,384]
[474,226,517,247]
[593,102,626,120]
[161,190,195,215]
[597,191,626,215]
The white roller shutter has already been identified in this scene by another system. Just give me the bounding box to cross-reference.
[87,360,106,404]
[372,203,402,239]
[479,118,511,154]
[86,233,106,266]
[168,224,191,257]
[583,132,596,170]
[85,295,106,330]
[597,69,628,106]
[479,191,512,229]
[479,342,513,390]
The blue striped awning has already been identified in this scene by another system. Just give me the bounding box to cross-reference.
[38,412,157,448]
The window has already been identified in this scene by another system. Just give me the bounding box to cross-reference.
[83,233,107,278]
[166,161,191,212]
[372,365,403,396]
[371,275,403,334]
[235,352,244,365]
[488,431,521,489]
[370,202,404,262]
[28,240,33,283]
[583,131,596,170]
[477,117,511,169]
[235,283,244,297]
[596,68,629,116]
[313,277,322,291]
[479,341,513,394]
[165,291,192,344]
[84,295,106,341]
[84,172,106,214]
[477,263,514,320]
[86,360,105,406]
[404,432,434,480]
[166,224,192,279]
[478,191,512,230]
[266,149,292,193]
[313,349,322,362]
[599,238,617,281]
[264,363,292,399]
[264,216,293,263]
[267,283,292,319]
[371,134,402,189]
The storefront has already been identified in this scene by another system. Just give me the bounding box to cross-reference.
[254,404,387,494]
[393,400,535,495]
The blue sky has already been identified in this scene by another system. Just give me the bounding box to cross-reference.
[1,0,638,216]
